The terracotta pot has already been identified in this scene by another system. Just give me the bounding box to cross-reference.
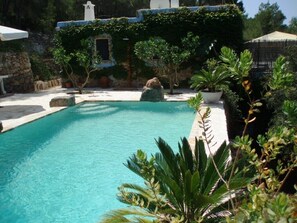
[65,81,73,88]
[99,76,110,88]
[201,91,222,103]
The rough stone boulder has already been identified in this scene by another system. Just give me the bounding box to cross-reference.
[145,77,162,89]
[140,77,164,102]
[50,96,75,107]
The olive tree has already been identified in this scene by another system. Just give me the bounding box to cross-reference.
[53,38,101,94]
[134,33,200,94]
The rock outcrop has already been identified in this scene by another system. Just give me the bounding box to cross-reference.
[140,77,164,102]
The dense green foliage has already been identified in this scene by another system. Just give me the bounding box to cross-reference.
[0,40,25,52]
[284,45,297,72]
[255,2,286,35]
[228,54,297,221]
[220,48,297,221]
[287,17,297,34]
[0,1,244,33]
[0,0,150,31]
[0,0,145,31]
[30,54,55,81]
[264,56,297,128]
[53,38,101,93]
[0,0,79,31]
[134,33,200,93]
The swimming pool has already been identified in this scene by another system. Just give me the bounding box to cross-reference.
[0,102,195,222]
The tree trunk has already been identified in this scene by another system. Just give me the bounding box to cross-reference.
[169,76,174,94]
[78,86,83,94]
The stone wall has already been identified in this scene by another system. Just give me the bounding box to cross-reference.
[34,78,62,91]
[0,52,34,93]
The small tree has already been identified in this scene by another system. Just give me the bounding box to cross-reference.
[255,2,286,35]
[287,17,297,34]
[53,38,101,94]
[134,33,200,94]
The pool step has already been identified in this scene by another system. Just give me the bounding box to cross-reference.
[76,103,119,115]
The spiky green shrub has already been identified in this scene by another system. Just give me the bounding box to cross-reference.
[101,136,251,222]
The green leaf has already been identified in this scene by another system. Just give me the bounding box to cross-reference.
[101,208,155,223]
[179,137,194,172]
[155,138,180,182]
[191,171,200,193]
[194,138,207,175]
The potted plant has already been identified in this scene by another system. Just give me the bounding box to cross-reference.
[98,76,110,88]
[190,59,230,103]
[64,80,73,88]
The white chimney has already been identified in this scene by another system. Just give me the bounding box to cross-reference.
[83,1,95,21]
[150,0,170,9]
[171,0,179,8]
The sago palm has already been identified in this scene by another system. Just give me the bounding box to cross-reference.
[190,59,230,92]
[101,137,252,223]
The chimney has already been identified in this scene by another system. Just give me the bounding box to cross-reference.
[83,1,95,21]
[150,0,170,9]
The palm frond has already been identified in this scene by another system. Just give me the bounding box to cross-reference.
[200,141,230,195]
[101,208,155,223]
[178,137,194,173]
[120,183,157,200]
[155,138,180,182]
[194,138,207,175]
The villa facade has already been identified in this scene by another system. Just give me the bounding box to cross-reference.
[56,3,243,87]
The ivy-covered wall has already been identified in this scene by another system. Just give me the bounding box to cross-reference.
[56,5,243,83]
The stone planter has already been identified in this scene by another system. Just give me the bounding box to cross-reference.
[201,91,223,104]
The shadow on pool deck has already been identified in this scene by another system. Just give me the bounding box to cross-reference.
[0,105,45,120]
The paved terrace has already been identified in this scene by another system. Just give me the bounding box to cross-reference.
[0,87,228,155]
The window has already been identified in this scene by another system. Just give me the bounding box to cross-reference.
[96,39,110,61]
[95,35,115,67]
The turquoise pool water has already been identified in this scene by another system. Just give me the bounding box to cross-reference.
[0,102,195,223]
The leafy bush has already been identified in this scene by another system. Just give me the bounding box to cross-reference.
[0,40,25,52]
[102,137,251,223]
[53,38,101,94]
[30,54,54,81]
[228,54,297,222]
[264,55,297,127]
[135,33,200,94]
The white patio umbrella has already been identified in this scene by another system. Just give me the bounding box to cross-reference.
[247,31,297,43]
[0,25,28,41]
[0,25,28,95]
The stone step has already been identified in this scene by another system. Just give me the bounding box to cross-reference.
[49,96,75,107]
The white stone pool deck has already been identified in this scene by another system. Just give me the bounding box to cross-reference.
[0,87,228,154]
